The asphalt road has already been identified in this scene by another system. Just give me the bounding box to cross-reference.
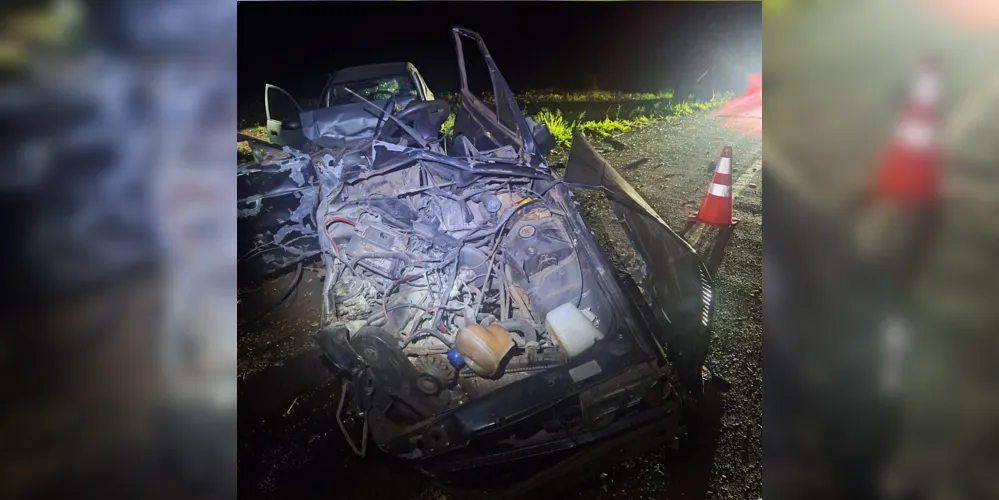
[237,110,763,500]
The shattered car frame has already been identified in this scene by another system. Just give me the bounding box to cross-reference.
[237,27,713,475]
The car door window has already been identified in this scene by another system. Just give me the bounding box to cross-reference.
[265,85,302,123]
[264,84,307,148]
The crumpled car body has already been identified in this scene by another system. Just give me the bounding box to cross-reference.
[237,27,714,474]
[238,63,435,284]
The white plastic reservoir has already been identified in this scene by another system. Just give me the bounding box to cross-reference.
[545,303,604,359]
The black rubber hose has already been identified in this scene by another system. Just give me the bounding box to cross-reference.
[461,202,530,243]
[497,319,540,343]
[239,262,303,327]
[400,328,453,349]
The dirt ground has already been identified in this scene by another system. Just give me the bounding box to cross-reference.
[237,110,762,500]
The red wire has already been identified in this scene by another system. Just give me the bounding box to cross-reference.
[324,216,439,330]
[383,274,416,321]
[324,217,357,227]
[322,217,356,257]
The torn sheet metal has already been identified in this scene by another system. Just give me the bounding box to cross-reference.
[237,150,320,284]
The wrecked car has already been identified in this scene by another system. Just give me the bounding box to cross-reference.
[264,62,435,150]
[236,27,714,476]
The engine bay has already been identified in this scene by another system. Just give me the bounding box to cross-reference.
[317,148,605,419]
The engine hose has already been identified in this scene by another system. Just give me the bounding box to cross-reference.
[497,319,540,343]
[477,313,498,326]
[400,328,454,349]
[458,346,567,377]
[460,202,530,243]
[497,319,538,335]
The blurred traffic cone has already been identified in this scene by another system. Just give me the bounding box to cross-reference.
[717,74,762,138]
[690,146,735,227]
[854,56,943,291]
[871,56,942,205]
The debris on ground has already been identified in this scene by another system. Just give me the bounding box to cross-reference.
[604,136,628,151]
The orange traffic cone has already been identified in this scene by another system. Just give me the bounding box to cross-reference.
[682,146,738,274]
[690,146,735,227]
[871,56,942,205]
[854,55,943,290]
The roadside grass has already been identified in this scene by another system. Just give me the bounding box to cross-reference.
[527,91,732,150]
[521,89,676,102]
[238,89,732,161]
[438,89,677,105]
[439,112,455,139]
[237,125,269,163]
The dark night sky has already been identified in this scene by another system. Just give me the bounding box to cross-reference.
[238,1,761,107]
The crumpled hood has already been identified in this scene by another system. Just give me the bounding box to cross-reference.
[300,95,418,147]
[562,130,713,381]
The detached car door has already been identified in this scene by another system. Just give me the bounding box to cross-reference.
[264,84,307,150]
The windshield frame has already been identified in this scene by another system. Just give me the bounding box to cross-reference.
[320,71,421,108]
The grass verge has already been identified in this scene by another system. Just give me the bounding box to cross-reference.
[238,90,732,162]
[526,92,731,150]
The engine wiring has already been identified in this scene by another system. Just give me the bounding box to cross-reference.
[314,150,588,363]
[322,216,357,257]
[382,273,424,322]
[473,211,515,320]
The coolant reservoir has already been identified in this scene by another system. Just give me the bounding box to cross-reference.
[545,303,604,359]
[455,324,515,377]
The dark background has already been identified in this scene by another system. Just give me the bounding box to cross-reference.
[237,1,761,108]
